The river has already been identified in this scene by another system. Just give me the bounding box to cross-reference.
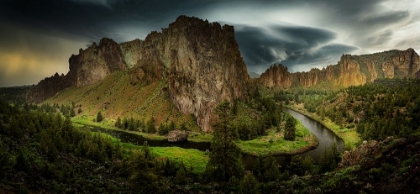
[88,109,344,170]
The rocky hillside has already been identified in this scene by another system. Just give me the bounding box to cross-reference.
[259,48,420,89]
[27,38,128,102]
[27,15,249,132]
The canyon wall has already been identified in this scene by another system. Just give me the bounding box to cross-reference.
[258,48,420,89]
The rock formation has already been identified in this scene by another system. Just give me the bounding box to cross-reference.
[167,130,189,142]
[258,48,420,89]
[27,15,249,132]
[27,38,128,102]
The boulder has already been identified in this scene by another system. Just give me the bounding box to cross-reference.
[168,130,189,142]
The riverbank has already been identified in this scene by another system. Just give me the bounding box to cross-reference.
[286,104,360,150]
[71,115,212,143]
[235,119,318,156]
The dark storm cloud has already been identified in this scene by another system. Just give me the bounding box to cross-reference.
[0,0,418,86]
[234,24,355,73]
[273,26,336,47]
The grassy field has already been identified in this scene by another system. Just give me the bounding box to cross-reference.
[288,104,361,150]
[235,119,318,156]
[97,132,209,174]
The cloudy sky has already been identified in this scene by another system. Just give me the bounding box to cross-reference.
[1,0,419,87]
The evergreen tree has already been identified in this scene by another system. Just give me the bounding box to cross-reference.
[70,108,76,117]
[175,162,188,184]
[168,121,175,131]
[240,172,260,194]
[180,122,187,131]
[284,116,296,141]
[96,111,103,122]
[146,118,156,133]
[115,117,122,128]
[158,122,168,135]
[206,101,243,181]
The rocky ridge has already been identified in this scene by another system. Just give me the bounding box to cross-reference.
[27,15,249,132]
[258,48,420,89]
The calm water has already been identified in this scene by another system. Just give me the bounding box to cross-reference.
[88,109,344,170]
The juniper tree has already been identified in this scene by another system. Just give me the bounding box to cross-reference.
[284,116,296,141]
[206,100,244,181]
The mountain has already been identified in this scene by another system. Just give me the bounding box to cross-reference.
[27,15,250,132]
[258,48,420,89]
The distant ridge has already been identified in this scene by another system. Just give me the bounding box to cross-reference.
[258,48,420,89]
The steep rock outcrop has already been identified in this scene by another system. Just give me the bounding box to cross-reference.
[67,38,127,87]
[121,16,249,132]
[26,73,71,103]
[28,38,128,102]
[165,16,249,132]
[258,48,420,89]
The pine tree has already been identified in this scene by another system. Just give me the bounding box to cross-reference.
[70,108,76,117]
[240,172,260,194]
[96,111,103,122]
[115,117,122,128]
[206,100,244,181]
[284,116,296,141]
[168,120,175,131]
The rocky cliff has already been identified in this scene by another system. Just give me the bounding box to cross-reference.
[27,38,128,102]
[123,16,249,132]
[27,15,249,132]
[258,48,420,89]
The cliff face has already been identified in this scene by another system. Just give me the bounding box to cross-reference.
[27,16,249,132]
[258,48,420,89]
[67,38,128,87]
[26,73,71,103]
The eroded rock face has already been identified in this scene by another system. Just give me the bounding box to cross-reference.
[258,48,420,89]
[68,38,128,87]
[26,73,71,103]
[167,130,189,142]
[165,16,249,132]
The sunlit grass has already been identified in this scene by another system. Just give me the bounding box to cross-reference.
[95,132,208,174]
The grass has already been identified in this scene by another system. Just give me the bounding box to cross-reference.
[94,132,209,174]
[151,147,209,174]
[235,119,318,156]
[188,132,213,142]
[287,104,360,150]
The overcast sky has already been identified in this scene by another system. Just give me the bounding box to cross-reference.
[1,0,419,87]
